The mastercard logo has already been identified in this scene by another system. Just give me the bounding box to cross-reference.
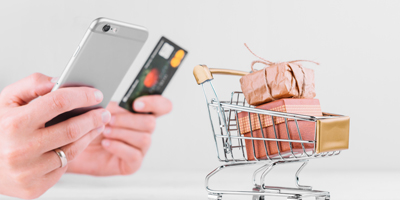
[143,68,159,88]
[170,49,185,68]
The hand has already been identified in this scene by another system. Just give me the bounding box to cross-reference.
[0,73,111,199]
[66,96,172,176]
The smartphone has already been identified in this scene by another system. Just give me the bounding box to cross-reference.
[45,17,148,126]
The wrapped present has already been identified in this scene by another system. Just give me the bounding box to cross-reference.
[239,44,319,106]
[237,98,322,160]
[240,60,317,106]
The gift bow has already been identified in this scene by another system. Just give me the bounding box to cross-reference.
[244,43,319,99]
[244,43,320,72]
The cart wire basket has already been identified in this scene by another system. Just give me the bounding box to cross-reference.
[193,65,350,200]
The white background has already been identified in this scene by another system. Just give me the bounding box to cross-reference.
[0,1,399,199]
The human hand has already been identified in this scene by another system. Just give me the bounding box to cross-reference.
[66,96,172,176]
[0,73,111,199]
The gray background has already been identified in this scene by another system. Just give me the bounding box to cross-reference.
[0,1,399,199]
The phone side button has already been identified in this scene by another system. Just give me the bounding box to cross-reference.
[73,46,80,57]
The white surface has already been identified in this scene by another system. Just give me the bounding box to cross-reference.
[0,1,399,199]
[0,167,399,200]
[0,0,399,172]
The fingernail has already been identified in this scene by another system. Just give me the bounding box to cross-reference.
[102,111,111,123]
[95,90,103,102]
[103,127,111,135]
[134,101,145,111]
[109,116,116,125]
[102,139,110,147]
[51,77,59,83]
[97,126,105,133]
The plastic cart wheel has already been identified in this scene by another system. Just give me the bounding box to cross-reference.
[208,194,222,200]
[252,195,265,200]
[287,195,302,200]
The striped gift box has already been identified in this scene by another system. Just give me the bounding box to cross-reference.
[238,99,322,134]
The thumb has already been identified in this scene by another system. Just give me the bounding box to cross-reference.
[0,73,56,107]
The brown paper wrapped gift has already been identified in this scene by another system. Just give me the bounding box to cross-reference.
[240,60,317,106]
[237,98,322,160]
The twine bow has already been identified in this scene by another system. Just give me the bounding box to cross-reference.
[244,43,319,99]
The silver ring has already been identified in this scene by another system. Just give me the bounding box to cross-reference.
[54,148,67,168]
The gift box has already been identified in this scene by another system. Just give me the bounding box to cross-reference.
[238,98,322,160]
[240,61,316,106]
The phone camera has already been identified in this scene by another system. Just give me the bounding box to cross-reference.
[102,24,111,32]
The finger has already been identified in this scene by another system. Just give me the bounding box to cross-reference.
[40,125,104,174]
[101,139,143,175]
[0,73,55,107]
[109,113,156,132]
[26,87,104,125]
[133,95,172,117]
[106,101,129,114]
[102,126,152,155]
[36,108,110,153]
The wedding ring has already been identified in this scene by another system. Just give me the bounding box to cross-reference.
[54,148,67,168]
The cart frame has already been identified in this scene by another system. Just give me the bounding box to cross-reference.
[193,65,349,200]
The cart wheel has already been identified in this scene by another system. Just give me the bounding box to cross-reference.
[252,195,265,200]
[208,194,222,200]
[287,195,302,200]
[325,195,330,200]
[316,196,330,200]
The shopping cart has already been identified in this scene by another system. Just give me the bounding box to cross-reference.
[193,65,350,200]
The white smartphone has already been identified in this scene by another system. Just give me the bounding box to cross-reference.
[46,17,148,126]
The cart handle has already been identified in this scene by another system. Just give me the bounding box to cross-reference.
[193,65,250,85]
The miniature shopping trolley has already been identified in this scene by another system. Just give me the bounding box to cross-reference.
[193,65,350,200]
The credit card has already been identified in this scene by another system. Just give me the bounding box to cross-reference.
[119,36,187,112]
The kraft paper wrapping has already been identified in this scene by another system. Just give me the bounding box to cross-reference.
[240,62,316,106]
